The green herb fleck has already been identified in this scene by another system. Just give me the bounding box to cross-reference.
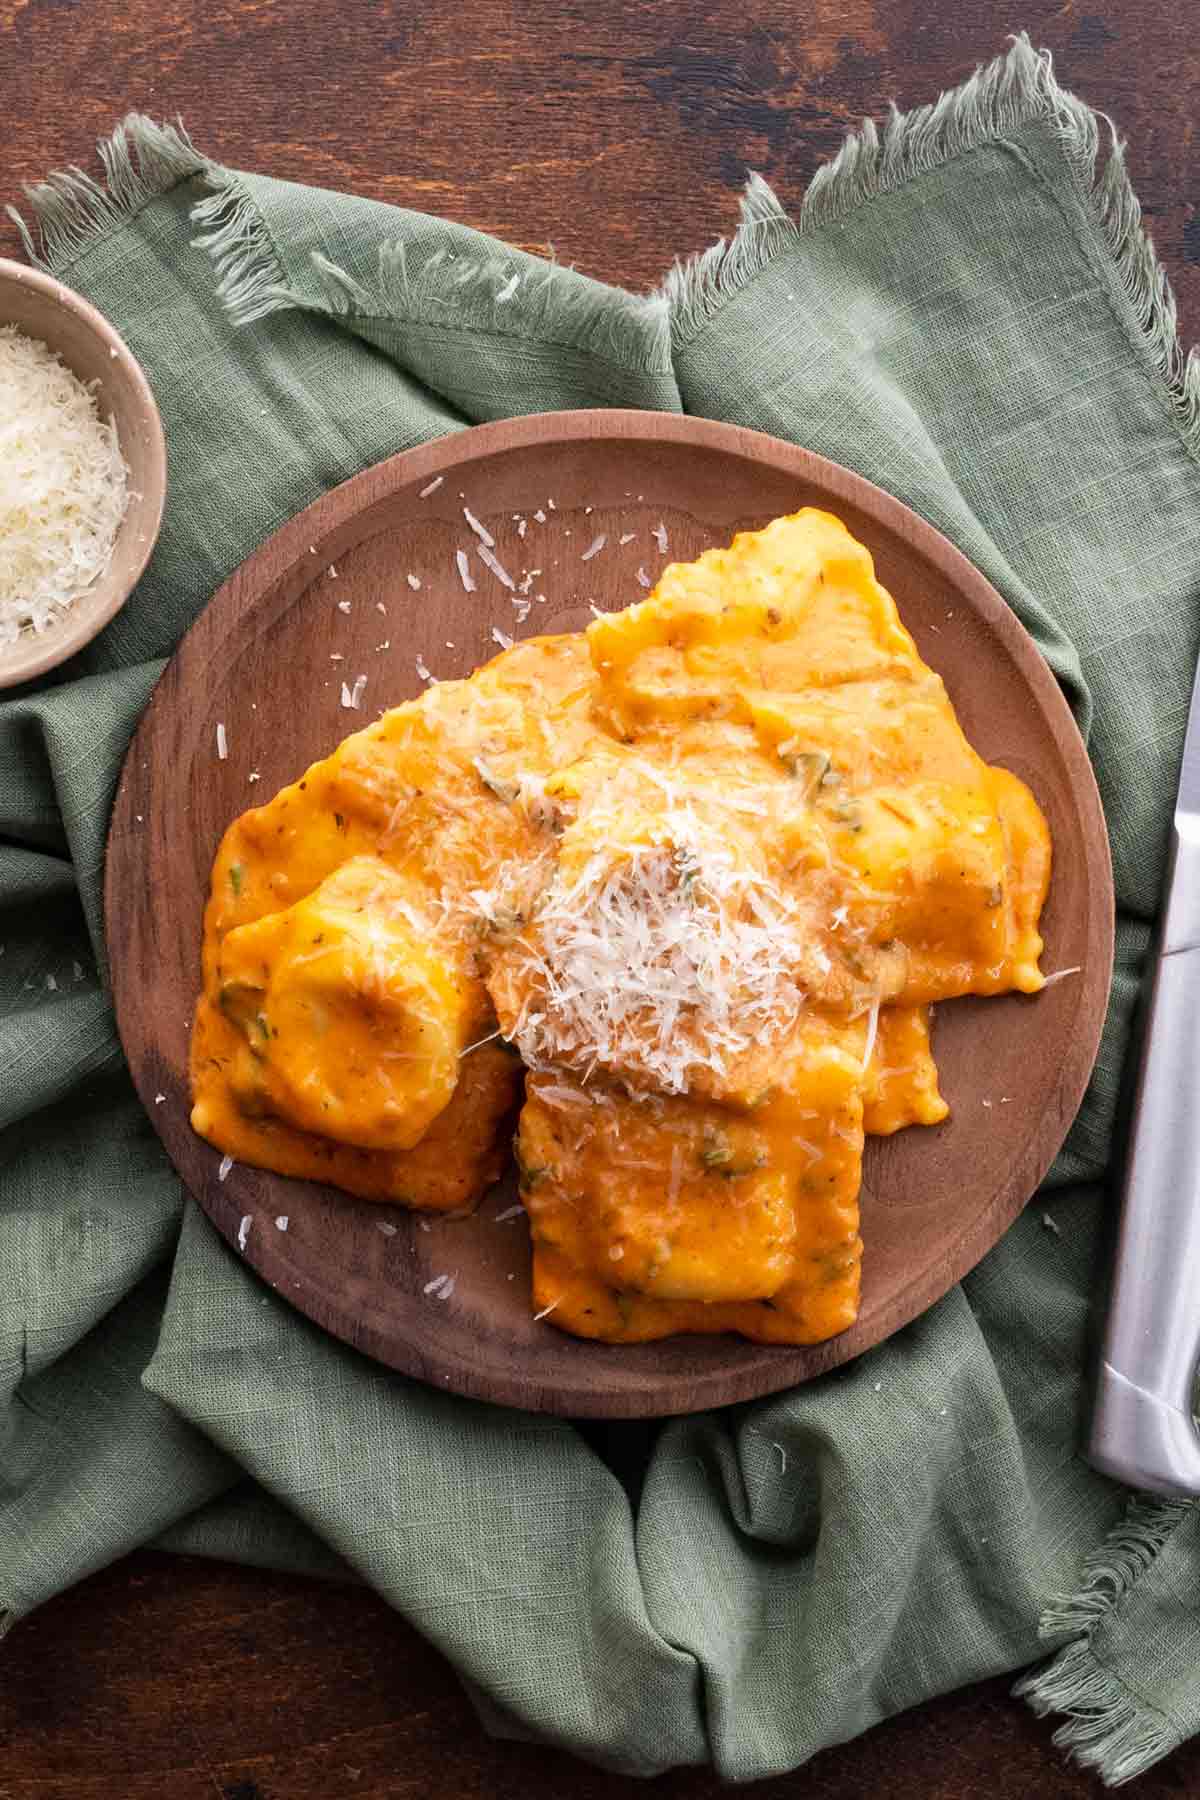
[514,1145,549,1190]
[700,1125,734,1169]
[718,1152,768,1180]
[229,864,244,897]
[673,847,699,899]
[473,758,519,804]
[779,747,831,794]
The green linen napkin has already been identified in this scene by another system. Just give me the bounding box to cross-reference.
[4,35,1200,1784]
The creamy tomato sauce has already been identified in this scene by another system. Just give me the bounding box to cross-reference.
[191,509,1051,1344]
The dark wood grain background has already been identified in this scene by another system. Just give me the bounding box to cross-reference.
[2,1,1198,1795]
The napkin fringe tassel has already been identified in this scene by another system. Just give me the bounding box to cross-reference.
[6,114,205,271]
[300,243,674,374]
[189,179,674,372]
[662,33,1200,455]
[10,116,673,375]
[190,176,292,327]
[191,181,673,372]
[1014,1495,1191,1785]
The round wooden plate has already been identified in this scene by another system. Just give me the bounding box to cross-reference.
[106,410,1113,1418]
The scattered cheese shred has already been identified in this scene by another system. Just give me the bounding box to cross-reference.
[238,1213,251,1249]
[406,573,421,591]
[860,998,881,1073]
[581,533,607,562]
[491,626,514,650]
[463,506,494,547]
[419,476,444,498]
[456,549,477,592]
[216,722,228,760]
[1040,965,1082,987]
[478,544,515,589]
[0,326,130,645]
[652,522,669,553]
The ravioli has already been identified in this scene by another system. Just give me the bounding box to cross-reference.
[191,508,1051,1343]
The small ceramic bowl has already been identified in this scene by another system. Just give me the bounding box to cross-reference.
[0,257,167,690]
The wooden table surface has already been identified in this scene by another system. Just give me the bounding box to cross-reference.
[3,1,1199,1795]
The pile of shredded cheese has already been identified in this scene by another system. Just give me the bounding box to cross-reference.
[499,820,811,1093]
[0,325,129,646]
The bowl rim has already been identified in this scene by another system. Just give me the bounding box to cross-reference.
[0,256,167,691]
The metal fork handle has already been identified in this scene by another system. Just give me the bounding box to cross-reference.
[1089,884,1200,1496]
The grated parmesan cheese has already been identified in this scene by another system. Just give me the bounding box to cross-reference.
[463,506,494,547]
[478,544,515,589]
[0,326,130,646]
[860,998,880,1072]
[498,815,813,1094]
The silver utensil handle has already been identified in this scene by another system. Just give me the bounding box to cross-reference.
[1090,931,1200,1495]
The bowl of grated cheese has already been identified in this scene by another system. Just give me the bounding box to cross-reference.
[0,257,166,690]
